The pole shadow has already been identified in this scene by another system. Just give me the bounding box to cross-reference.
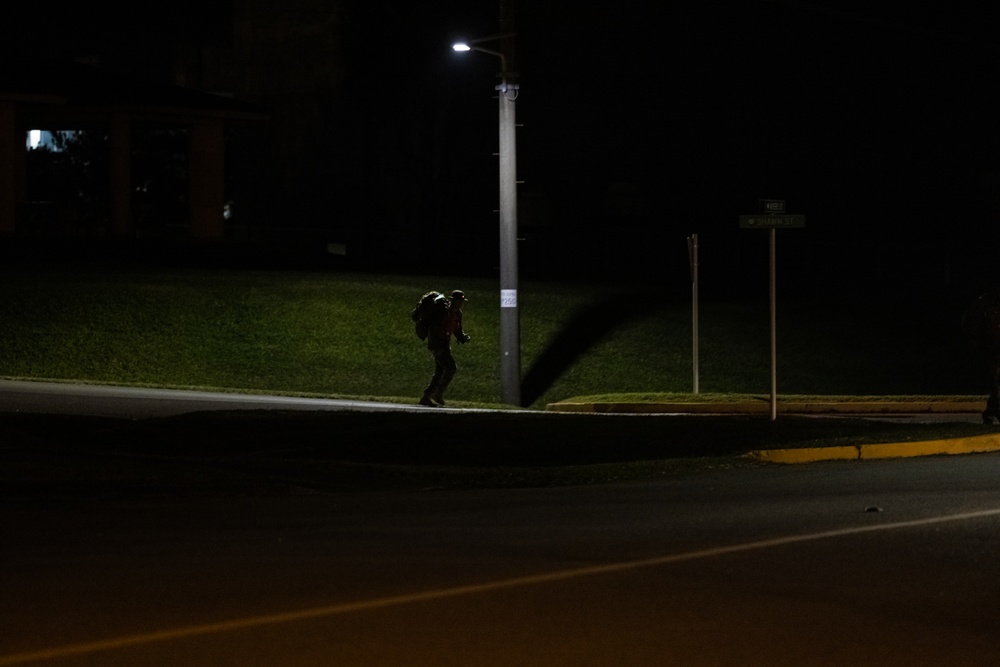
[520,291,659,407]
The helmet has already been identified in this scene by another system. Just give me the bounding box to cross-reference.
[450,290,467,302]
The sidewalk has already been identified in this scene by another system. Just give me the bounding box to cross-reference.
[546,398,1000,464]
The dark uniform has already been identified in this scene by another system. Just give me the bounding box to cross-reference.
[963,289,1000,423]
[420,290,470,407]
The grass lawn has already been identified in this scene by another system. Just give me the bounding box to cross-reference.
[0,264,988,409]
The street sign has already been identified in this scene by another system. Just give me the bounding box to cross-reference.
[739,214,806,229]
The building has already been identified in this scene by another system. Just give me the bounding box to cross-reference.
[0,59,267,247]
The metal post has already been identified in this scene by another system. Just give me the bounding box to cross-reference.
[688,234,699,394]
[498,80,521,406]
[769,228,777,421]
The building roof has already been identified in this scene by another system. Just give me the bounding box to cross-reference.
[1,59,269,121]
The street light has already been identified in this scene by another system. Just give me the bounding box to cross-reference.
[453,35,521,406]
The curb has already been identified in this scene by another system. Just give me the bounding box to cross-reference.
[545,401,985,415]
[749,433,1000,464]
[545,399,997,465]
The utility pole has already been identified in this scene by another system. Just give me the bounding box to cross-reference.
[453,2,521,405]
[496,0,521,406]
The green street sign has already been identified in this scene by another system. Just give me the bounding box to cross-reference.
[739,214,806,229]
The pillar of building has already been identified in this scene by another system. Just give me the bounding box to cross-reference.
[0,102,18,236]
[108,112,132,238]
[189,118,225,239]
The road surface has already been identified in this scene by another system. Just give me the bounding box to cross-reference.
[3,453,1000,665]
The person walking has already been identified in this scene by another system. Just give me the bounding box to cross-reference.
[420,290,471,407]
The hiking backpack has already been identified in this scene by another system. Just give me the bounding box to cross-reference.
[411,291,448,340]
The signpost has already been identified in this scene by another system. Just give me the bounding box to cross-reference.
[687,234,699,394]
[740,200,805,421]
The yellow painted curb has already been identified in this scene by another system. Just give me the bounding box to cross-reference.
[750,446,860,464]
[750,433,1000,464]
[546,401,984,414]
[858,434,1000,459]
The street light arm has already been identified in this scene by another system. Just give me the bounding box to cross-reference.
[452,34,516,78]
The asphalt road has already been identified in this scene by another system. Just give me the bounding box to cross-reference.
[3,453,1000,666]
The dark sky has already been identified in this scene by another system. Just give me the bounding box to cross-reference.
[514,2,999,207]
[1,1,232,57]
